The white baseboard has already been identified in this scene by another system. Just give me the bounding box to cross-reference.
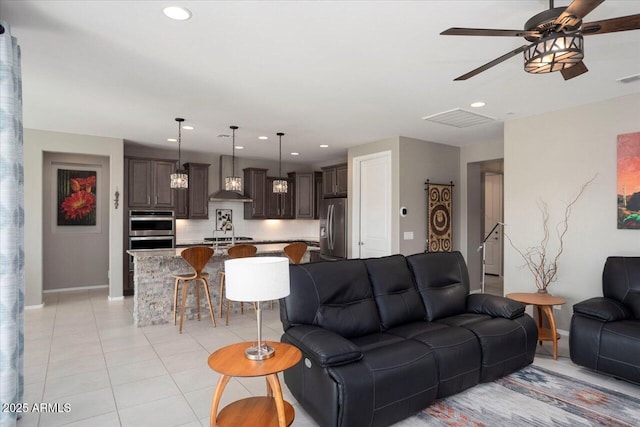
[108,296,124,302]
[25,303,45,310]
[43,284,108,293]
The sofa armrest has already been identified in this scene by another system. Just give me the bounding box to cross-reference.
[573,297,632,322]
[283,325,363,367]
[467,294,525,319]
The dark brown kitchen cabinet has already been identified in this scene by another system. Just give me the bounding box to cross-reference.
[127,158,175,209]
[291,172,314,219]
[243,168,267,219]
[322,163,347,198]
[176,163,210,219]
[266,177,295,219]
[314,171,323,219]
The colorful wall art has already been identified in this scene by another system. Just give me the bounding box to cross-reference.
[617,131,640,229]
[57,169,97,226]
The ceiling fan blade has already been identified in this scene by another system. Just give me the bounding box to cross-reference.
[560,61,589,80]
[555,0,605,29]
[454,45,530,81]
[441,27,541,38]
[582,14,640,35]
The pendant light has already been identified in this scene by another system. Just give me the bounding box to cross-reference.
[224,125,242,192]
[272,132,288,193]
[170,118,188,189]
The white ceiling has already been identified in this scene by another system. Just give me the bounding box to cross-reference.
[3,1,639,163]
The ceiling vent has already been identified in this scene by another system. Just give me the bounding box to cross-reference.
[422,108,496,128]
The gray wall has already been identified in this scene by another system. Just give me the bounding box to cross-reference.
[504,93,640,332]
[24,129,124,306]
[459,139,504,291]
[398,136,460,255]
[347,136,460,257]
[43,153,110,290]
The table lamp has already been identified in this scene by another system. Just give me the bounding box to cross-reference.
[224,257,290,360]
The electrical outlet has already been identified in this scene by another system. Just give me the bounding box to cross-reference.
[403,232,414,240]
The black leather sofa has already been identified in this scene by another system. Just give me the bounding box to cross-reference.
[570,256,640,384]
[279,252,538,427]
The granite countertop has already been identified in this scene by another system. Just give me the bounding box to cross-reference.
[128,242,319,259]
[176,238,320,247]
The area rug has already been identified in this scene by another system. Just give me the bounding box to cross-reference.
[397,365,640,426]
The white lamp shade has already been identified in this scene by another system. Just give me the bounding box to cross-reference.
[224,257,290,302]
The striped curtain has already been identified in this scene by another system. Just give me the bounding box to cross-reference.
[0,21,24,427]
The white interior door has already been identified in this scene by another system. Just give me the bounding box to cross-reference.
[353,151,392,258]
[484,173,503,275]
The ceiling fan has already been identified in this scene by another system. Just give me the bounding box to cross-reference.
[441,0,640,80]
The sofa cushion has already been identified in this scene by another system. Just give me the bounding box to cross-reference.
[327,340,438,427]
[350,332,405,353]
[603,257,640,319]
[437,313,491,327]
[364,255,426,329]
[599,320,640,382]
[388,322,480,398]
[462,317,537,382]
[407,252,469,321]
[282,260,381,338]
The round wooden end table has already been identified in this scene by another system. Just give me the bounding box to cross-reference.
[506,292,567,360]
[208,341,302,427]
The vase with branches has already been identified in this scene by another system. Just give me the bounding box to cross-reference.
[505,175,596,294]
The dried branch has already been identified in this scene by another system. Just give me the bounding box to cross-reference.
[505,174,597,292]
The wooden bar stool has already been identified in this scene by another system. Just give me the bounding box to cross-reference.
[172,246,216,333]
[284,242,308,264]
[218,244,257,325]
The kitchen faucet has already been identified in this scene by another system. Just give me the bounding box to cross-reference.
[225,222,235,246]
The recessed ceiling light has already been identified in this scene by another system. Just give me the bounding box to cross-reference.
[291,152,299,156]
[167,138,177,142]
[182,125,194,130]
[319,144,329,148]
[163,6,192,21]
[470,101,486,108]
[236,146,244,150]
[258,136,269,140]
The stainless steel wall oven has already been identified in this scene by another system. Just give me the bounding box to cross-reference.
[129,210,175,236]
[126,210,176,294]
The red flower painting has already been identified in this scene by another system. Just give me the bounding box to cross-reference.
[58,169,97,226]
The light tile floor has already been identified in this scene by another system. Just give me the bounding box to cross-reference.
[19,288,639,427]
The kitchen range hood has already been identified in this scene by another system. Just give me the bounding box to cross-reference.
[208,189,252,203]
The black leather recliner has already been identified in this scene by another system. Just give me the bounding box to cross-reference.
[280,252,538,427]
[570,256,640,384]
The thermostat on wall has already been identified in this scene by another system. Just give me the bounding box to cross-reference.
[400,207,408,217]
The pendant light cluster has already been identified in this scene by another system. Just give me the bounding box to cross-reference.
[224,125,243,192]
[273,132,288,194]
[170,118,188,189]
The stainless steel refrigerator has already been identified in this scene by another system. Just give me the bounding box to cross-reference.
[319,198,347,260]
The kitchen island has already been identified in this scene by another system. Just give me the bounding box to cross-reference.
[128,243,316,327]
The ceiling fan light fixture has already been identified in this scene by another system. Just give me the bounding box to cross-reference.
[524,32,584,74]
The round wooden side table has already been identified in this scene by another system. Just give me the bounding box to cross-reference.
[208,341,302,427]
[506,292,567,360]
